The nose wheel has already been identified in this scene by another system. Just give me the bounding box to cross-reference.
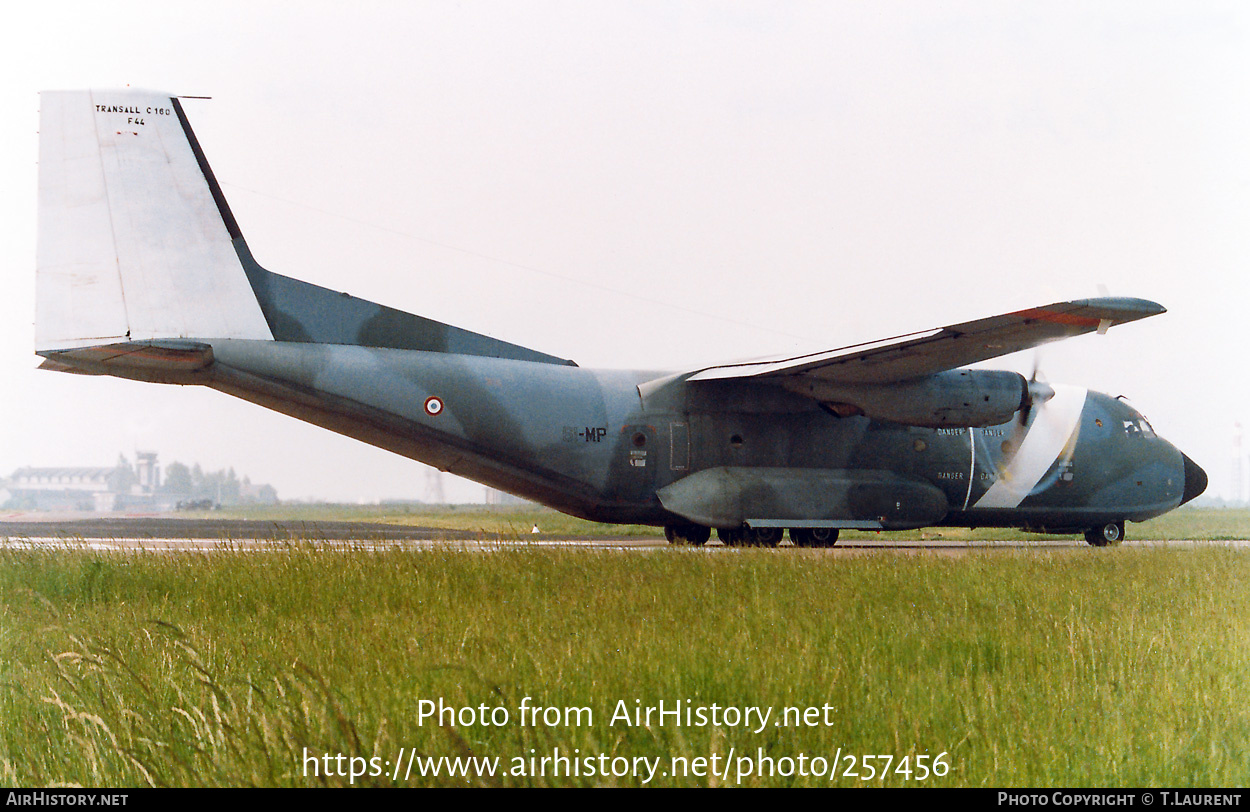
[1084,521,1125,547]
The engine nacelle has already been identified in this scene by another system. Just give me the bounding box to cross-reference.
[784,369,1029,428]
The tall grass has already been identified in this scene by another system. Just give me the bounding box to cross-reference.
[1,544,1247,786]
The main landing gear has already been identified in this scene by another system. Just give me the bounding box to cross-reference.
[789,527,840,548]
[666,521,1126,548]
[1084,521,1125,547]
[663,524,711,545]
[663,525,839,547]
[715,526,784,546]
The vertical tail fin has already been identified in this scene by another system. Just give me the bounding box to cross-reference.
[36,89,273,355]
[36,89,576,372]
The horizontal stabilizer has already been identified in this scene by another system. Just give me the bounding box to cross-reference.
[37,340,215,385]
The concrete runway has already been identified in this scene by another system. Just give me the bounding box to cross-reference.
[1,517,1243,553]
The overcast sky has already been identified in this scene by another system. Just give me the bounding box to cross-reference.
[2,2,1247,503]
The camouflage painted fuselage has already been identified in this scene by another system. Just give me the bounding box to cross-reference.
[185,341,1198,532]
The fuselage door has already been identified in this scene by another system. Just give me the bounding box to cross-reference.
[607,423,659,504]
[670,421,690,472]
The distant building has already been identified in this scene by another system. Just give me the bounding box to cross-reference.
[135,450,160,494]
[4,459,168,509]
[7,466,114,511]
[4,452,170,512]
[3,453,277,512]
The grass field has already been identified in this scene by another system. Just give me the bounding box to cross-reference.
[2,516,1248,786]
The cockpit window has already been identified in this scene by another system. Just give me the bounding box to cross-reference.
[1122,417,1156,438]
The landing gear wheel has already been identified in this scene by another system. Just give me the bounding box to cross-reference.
[746,527,783,547]
[717,527,746,546]
[1084,521,1125,547]
[664,524,711,545]
[790,528,840,548]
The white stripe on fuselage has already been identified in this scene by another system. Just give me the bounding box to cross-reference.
[962,427,976,511]
[972,385,1087,510]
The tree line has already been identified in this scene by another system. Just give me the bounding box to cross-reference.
[161,461,278,504]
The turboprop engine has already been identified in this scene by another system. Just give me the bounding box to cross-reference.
[782,369,1052,429]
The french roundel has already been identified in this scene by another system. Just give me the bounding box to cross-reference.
[424,396,444,416]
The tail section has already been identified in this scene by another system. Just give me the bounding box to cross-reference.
[36,90,273,353]
[35,89,575,373]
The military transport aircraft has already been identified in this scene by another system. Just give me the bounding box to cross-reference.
[34,90,1206,546]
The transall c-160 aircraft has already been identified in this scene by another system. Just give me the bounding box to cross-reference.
[34,90,1207,546]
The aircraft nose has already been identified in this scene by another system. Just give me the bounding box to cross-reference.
[1180,452,1208,506]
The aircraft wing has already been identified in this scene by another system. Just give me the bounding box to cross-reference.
[688,297,1165,385]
